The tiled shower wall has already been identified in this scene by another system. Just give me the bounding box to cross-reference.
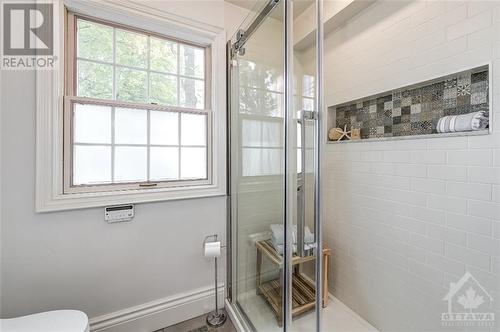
[307,0,500,330]
[333,68,489,139]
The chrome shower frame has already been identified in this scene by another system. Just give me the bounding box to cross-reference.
[225,0,324,330]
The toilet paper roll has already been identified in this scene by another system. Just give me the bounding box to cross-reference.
[204,241,221,257]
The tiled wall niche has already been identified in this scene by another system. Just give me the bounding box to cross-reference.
[328,65,490,141]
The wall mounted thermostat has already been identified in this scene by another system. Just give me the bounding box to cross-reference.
[105,204,134,223]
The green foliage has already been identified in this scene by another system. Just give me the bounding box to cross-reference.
[78,60,113,99]
[77,20,113,62]
[116,68,147,103]
[150,73,177,105]
[76,19,205,108]
[116,29,148,68]
[150,38,177,74]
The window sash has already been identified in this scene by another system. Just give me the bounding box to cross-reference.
[64,96,212,193]
[64,12,213,193]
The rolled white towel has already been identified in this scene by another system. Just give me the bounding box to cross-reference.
[437,111,488,133]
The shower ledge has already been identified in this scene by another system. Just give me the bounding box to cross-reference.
[326,129,489,144]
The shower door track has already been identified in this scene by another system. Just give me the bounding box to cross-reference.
[231,0,281,57]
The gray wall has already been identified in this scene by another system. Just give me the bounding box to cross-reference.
[0,66,226,319]
[0,0,247,321]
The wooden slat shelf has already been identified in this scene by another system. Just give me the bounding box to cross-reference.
[255,239,331,326]
[259,273,316,326]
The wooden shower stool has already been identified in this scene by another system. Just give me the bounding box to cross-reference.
[255,240,331,325]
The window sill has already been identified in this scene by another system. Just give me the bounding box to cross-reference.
[36,184,226,212]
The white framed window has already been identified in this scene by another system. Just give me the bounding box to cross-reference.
[64,15,211,193]
[35,1,226,211]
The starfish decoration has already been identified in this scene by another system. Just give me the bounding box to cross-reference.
[334,125,351,141]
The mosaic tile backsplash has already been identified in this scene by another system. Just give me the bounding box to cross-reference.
[333,66,489,139]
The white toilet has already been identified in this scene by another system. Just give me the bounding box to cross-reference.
[0,310,89,332]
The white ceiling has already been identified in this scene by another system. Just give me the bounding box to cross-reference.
[225,0,315,20]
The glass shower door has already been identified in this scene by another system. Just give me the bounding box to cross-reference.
[228,1,286,330]
[227,0,323,330]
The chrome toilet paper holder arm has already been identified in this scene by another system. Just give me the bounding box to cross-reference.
[203,234,226,249]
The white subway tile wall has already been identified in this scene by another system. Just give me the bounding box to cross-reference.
[321,1,500,330]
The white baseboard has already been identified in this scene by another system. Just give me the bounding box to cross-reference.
[89,284,224,332]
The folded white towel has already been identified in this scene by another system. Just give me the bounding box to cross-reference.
[270,224,315,245]
[437,111,488,133]
[273,242,317,255]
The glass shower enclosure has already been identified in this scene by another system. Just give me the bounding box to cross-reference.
[226,0,324,330]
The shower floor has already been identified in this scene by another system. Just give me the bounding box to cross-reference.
[238,291,378,332]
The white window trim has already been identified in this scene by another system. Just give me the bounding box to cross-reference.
[36,0,226,212]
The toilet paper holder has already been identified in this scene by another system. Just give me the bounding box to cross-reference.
[203,234,227,327]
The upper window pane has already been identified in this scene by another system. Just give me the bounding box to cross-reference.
[150,37,177,74]
[116,29,148,69]
[74,17,207,110]
[116,68,148,103]
[149,73,178,106]
[180,78,204,109]
[180,45,204,79]
[77,20,113,63]
[77,60,113,99]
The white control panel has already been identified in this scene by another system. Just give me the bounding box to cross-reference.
[105,204,134,223]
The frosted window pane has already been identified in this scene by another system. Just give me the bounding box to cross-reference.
[150,37,177,74]
[181,113,206,146]
[261,148,281,175]
[73,145,111,185]
[114,108,147,144]
[180,78,204,109]
[242,148,260,177]
[262,121,281,147]
[150,147,179,180]
[74,104,111,144]
[179,45,204,78]
[114,146,147,182]
[150,111,178,145]
[242,120,261,147]
[180,147,206,179]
